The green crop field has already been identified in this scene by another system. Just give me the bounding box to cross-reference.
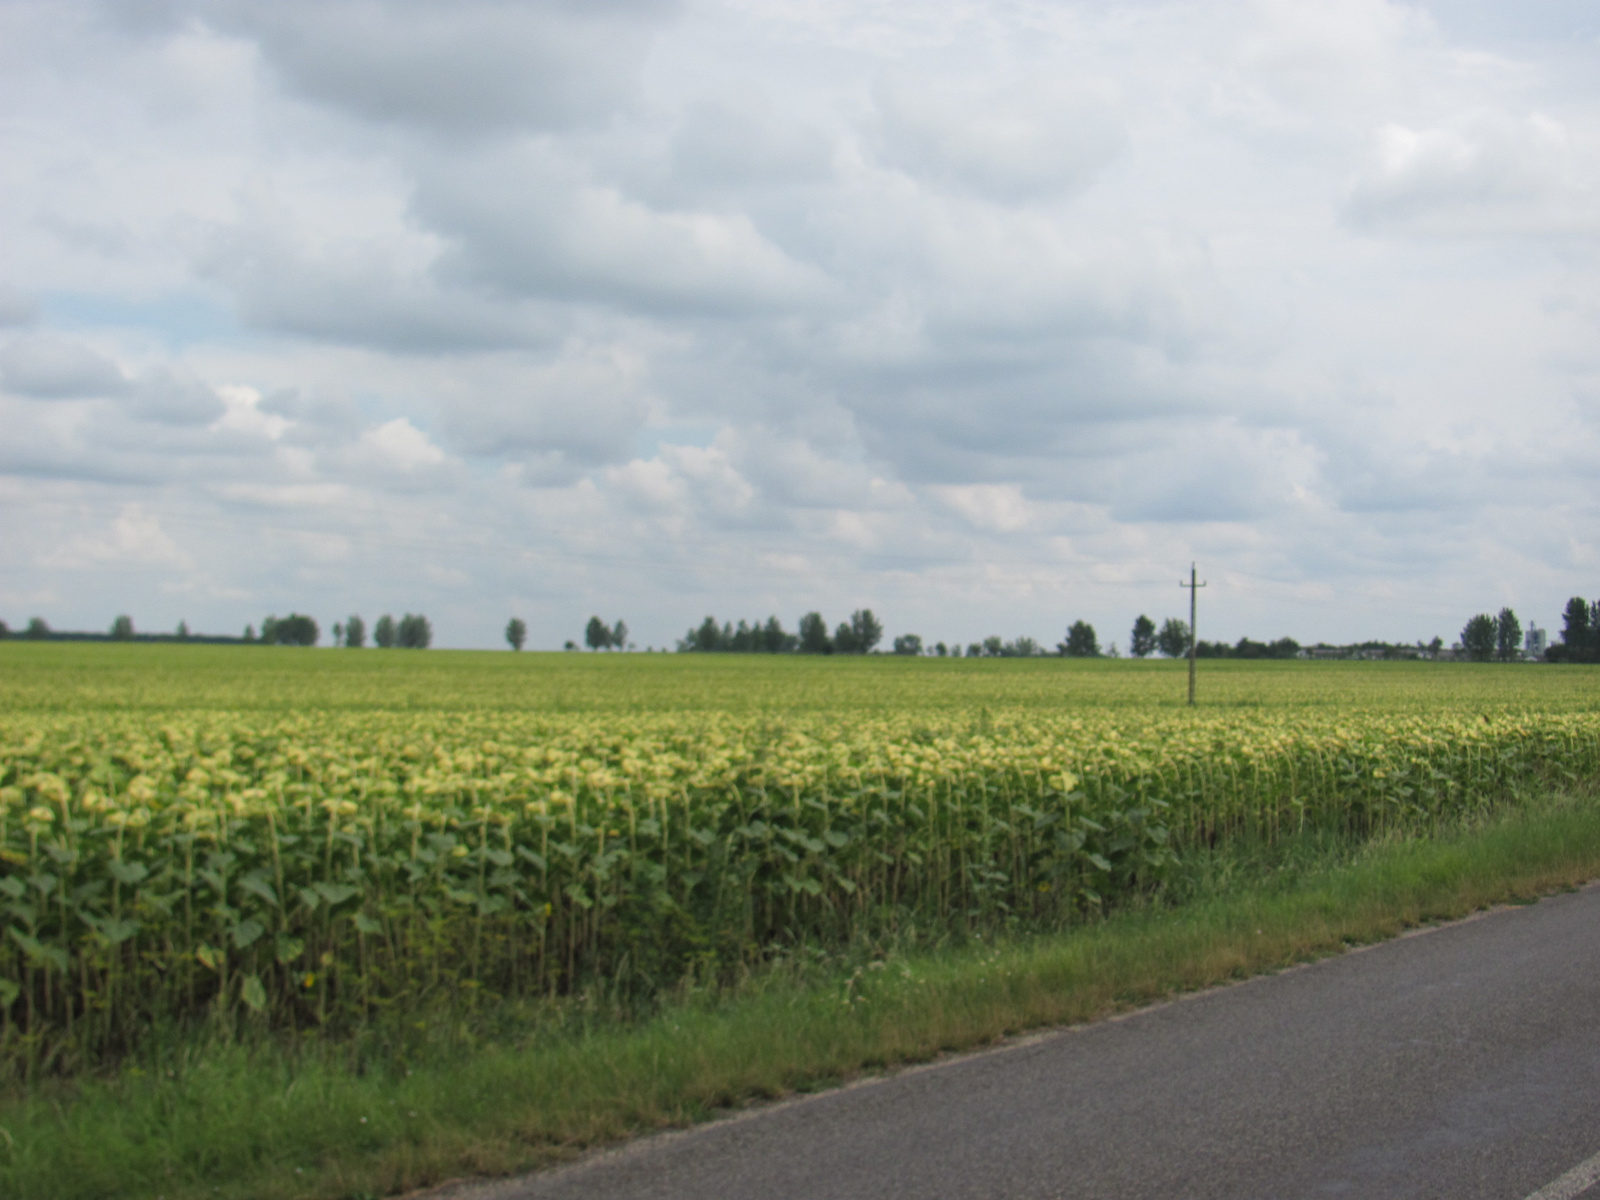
[2,643,1598,1077]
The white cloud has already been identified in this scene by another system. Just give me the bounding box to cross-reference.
[1346,111,1593,234]
[932,484,1033,532]
[44,504,192,570]
[356,417,447,470]
[0,0,1597,648]
[211,385,290,440]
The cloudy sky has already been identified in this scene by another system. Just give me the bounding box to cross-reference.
[2,0,1597,651]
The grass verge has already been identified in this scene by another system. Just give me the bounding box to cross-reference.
[6,792,1600,1200]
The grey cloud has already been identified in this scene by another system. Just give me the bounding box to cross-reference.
[871,73,1126,203]
[224,0,674,135]
[668,100,837,191]
[420,145,832,315]
[125,367,225,425]
[193,219,550,353]
[1105,430,1296,524]
[437,352,650,465]
[0,287,39,328]
[258,388,366,436]
[6,0,1599,647]
[0,335,126,398]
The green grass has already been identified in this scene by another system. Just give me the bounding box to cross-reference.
[6,790,1599,1200]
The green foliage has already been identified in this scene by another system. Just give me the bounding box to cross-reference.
[832,609,883,654]
[109,616,134,641]
[1129,615,1156,658]
[1558,597,1597,663]
[892,633,923,656]
[505,618,527,652]
[6,794,1600,1200]
[2,651,1598,1079]
[675,615,802,653]
[261,614,318,647]
[1156,618,1190,658]
[1061,621,1099,658]
[1496,607,1521,661]
[1195,637,1301,659]
[1461,613,1496,662]
[344,615,366,649]
[372,615,397,649]
[24,618,49,640]
[797,612,832,655]
[586,616,611,651]
[396,613,431,649]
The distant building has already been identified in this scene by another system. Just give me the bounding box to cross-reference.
[1525,624,1547,659]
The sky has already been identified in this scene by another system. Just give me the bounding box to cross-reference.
[2,0,1597,652]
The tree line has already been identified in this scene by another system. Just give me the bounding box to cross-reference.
[674,610,886,654]
[249,612,434,648]
[1549,598,1600,663]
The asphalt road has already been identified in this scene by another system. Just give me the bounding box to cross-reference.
[462,886,1600,1200]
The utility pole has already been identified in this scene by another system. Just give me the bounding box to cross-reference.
[1180,562,1207,706]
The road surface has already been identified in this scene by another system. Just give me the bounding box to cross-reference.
[455,884,1600,1200]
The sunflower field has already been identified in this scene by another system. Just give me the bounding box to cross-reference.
[2,644,1598,1071]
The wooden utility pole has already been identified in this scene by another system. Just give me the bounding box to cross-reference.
[1180,562,1206,706]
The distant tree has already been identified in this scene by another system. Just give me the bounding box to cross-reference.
[1129,614,1156,658]
[1061,620,1100,658]
[373,614,397,648]
[935,642,948,657]
[25,617,49,640]
[1560,597,1593,663]
[1495,607,1522,662]
[679,616,721,652]
[966,642,982,657]
[285,614,316,646]
[259,614,317,645]
[176,620,190,639]
[611,619,628,651]
[506,617,527,651]
[0,619,8,639]
[1156,618,1190,658]
[1231,637,1300,659]
[1428,636,1443,656]
[397,613,432,649]
[243,624,256,642]
[981,636,1003,657]
[332,622,344,646]
[762,616,797,653]
[798,612,832,654]
[892,633,923,656]
[1461,614,1496,662]
[110,615,134,641]
[850,609,883,653]
[563,640,578,651]
[345,614,366,648]
[585,616,611,651]
[1006,636,1041,657]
